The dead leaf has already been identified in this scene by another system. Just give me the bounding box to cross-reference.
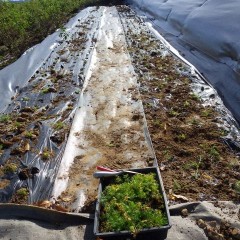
[35,200,52,208]
[170,193,189,202]
[53,204,68,212]
[61,197,72,202]
[25,143,30,151]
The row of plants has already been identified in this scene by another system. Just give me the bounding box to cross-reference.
[0,0,99,68]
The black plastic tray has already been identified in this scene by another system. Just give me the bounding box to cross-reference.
[94,167,171,240]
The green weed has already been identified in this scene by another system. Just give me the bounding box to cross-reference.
[0,114,10,123]
[3,163,18,174]
[53,121,65,130]
[16,188,29,200]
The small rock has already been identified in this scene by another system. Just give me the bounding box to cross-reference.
[181,208,189,217]
[197,219,207,229]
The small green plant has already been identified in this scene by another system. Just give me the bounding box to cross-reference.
[184,101,190,108]
[177,133,187,141]
[173,179,181,191]
[192,156,202,179]
[16,188,29,200]
[190,93,200,101]
[228,158,240,169]
[183,161,199,170]
[201,109,212,117]
[41,87,50,94]
[0,114,10,123]
[234,181,240,193]
[41,148,52,160]
[53,121,65,130]
[14,122,22,128]
[208,145,220,161]
[100,173,168,235]
[169,109,179,117]
[153,119,162,127]
[3,163,18,174]
[25,131,33,138]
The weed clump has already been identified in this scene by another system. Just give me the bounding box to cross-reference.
[100,173,168,235]
[0,114,10,123]
[3,163,17,174]
[16,188,29,200]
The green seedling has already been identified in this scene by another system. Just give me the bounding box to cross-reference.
[41,87,50,94]
[208,145,220,161]
[184,101,190,108]
[177,133,187,141]
[169,110,179,117]
[190,93,200,101]
[41,148,52,160]
[173,179,181,191]
[16,188,29,200]
[53,121,65,130]
[3,163,18,174]
[0,114,10,123]
[201,109,212,117]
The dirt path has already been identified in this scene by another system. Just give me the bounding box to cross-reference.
[52,6,154,212]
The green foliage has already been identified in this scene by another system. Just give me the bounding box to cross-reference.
[25,131,33,138]
[41,87,50,94]
[177,133,187,141]
[0,0,97,67]
[234,181,240,193]
[53,121,65,130]
[190,93,200,101]
[3,163,18,174]
[173,179,181,191]
[208,145,220,160]
[100,173,168,235]
[0,114,10,123]
[16,188,29,200]
[41,148,52,160]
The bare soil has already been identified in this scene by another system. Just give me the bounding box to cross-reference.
[118,5,240,203]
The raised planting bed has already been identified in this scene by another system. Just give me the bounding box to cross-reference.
[94,167,171,240]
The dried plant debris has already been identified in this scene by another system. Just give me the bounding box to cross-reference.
[197,219,240,240]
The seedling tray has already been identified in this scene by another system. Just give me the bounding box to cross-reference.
[94,167,171,240]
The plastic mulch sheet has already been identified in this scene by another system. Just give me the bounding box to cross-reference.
[128,0,240,125]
